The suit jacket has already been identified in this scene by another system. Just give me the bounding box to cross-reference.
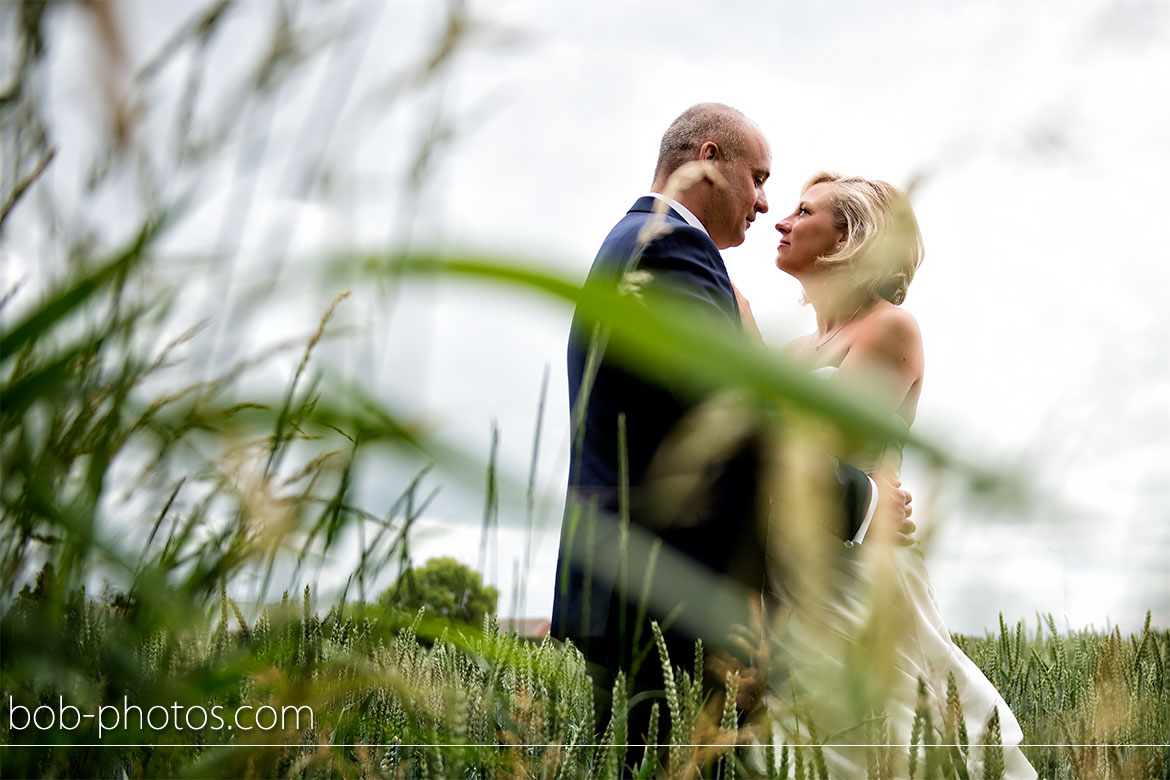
[551,196,871,663]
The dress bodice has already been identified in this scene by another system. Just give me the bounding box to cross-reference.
[810,365,908,477]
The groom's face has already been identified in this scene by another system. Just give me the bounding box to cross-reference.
[707,128,771,250]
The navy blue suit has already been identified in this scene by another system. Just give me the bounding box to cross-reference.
[552,197,871,742]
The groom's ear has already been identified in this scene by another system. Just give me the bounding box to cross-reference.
[699,141,720,162]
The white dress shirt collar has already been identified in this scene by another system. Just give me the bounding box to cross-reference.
[647,192,708,237]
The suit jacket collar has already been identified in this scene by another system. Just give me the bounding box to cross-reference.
[629,195,669,214]
[632,194,710,238]
[627,194,678,219]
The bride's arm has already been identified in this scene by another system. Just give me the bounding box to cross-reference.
[831,306,921,544]
[835,305,924,428]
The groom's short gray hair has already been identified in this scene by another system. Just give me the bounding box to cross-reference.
[653,103,753,180]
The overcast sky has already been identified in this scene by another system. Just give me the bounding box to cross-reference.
[5,0,1168,633]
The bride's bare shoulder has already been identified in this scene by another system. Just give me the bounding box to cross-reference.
[870,303,920,335]
[854,303,923,363]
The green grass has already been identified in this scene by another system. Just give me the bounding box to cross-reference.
[3,188,1165,778]
[2,585,1167,778]
[3,6,1166,777]
[2,185,1165,779]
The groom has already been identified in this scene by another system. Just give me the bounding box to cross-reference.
[551,103,912,745]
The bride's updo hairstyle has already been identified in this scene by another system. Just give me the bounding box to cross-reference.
[805,172,924,305]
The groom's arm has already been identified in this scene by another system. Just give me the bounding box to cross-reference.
[835,463,915,547]
[832,459,874,542]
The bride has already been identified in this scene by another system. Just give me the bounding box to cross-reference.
[744,172,1037,779]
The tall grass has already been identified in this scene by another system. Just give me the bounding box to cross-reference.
[2,3,1166,779]
[3,579,1167,778]
[955,613,1170,779]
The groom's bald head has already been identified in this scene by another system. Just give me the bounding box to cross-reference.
[650,103,771,249]
[652,103,757,182]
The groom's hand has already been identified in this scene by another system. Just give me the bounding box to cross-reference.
[872,474,916,546]
[706,651,765,712]
[710,597,770,712]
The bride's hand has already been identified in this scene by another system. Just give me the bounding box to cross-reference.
[872,474,916,546]
[731,282,764,342]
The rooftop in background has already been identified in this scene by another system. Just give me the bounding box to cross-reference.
[499,617,551,638]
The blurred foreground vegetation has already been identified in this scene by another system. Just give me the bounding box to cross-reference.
[2,2,1168,779]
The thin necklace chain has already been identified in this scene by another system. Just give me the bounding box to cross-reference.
[810,301,867,351]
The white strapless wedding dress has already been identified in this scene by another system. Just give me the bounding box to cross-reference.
[759,366,1037,779]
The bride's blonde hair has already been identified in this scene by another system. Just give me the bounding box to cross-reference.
[805,172,924,305]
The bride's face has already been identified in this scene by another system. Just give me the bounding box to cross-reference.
[774,182,846,277]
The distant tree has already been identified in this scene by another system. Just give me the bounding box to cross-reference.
[379,557,499,626]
